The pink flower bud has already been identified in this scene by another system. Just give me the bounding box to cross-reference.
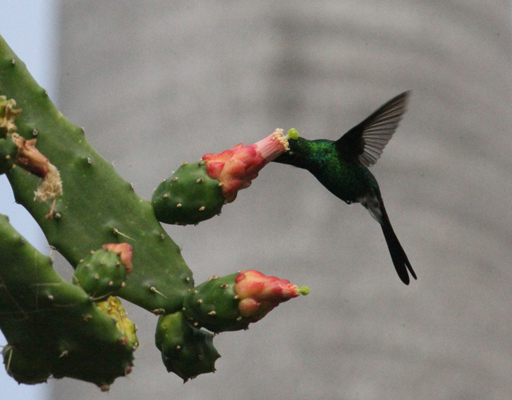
[234,270,301,322]
[202,129,289,203]
[102,243,133,273]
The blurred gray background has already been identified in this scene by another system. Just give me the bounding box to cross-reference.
[11,1,512,399]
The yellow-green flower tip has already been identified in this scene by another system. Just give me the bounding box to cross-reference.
[299,286,310,296]
[287,128,300,140]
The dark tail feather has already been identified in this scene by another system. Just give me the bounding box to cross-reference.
[375,191,416,285]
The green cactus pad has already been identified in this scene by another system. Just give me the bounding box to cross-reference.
[182,273,252,333]
[2,346,51,385]
[155,311,220,382]
[152,161,225,225]
[0,214,136,388]
[0,136,16,175]
[73,249,128,301]
[0,36,194,314]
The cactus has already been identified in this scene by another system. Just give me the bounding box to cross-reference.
[155,311,220,382]
[152,161,225,225]
[0,214,136,389]
[152,128,290,225]
[0,34,309,389]
[183,270,310,333]
[73,244,133,301]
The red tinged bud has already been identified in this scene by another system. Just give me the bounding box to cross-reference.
[234,270,305,322]
[102,243,133,273]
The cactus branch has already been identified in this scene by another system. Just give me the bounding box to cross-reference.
[0,34,309,388]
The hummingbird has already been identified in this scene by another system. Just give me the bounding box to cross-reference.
[273,91,416,285]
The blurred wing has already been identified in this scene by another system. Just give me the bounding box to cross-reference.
[336,91,410,167]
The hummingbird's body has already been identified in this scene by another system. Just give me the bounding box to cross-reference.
[274,92,417,285]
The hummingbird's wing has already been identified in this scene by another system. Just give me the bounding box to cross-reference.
[336,91,410,167]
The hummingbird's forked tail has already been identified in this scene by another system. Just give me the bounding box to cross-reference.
[364,189,416,285]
